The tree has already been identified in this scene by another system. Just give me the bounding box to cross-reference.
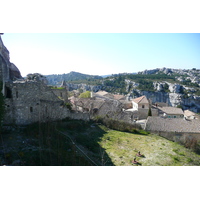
[148,107,152,116]
[177,105,183,109]
[79,91,91,98]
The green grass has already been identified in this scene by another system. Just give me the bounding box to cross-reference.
[2,120,200,166]
[97,126,200,166]
[50,86,65,90]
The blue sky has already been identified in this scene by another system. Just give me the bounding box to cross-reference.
[2,33,200,77]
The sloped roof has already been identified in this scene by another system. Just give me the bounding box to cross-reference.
[95,91,108,96]
[145,117,200,133]
[133,96,149,104]
[158,107,184,115]
[184,110,196,117]
[113,94,126,100]
[75,98,105,110]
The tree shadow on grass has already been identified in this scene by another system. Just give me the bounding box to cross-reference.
[58,119,114,166]
[1,120,113,166]
[1,119,149,166]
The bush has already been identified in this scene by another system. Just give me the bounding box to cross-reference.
[94,116,142,133]
[79,91,91,98]
[148,108,152,116]
[65,102,72,110]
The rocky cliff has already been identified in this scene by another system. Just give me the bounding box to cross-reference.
[139,67,200,86]
[0,35,22,81]
[61,68,200,113]
[67,82,103,92]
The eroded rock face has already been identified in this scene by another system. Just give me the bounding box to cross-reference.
[168,83,181,93]
[66,83,103,92]
[0,36,10,61]
[134,90,200,112]
[9,63,22,80]
[0,35,22,81]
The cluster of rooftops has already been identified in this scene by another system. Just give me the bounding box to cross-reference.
[69,90,200,133]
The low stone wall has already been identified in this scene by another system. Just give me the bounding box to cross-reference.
[66,111,90,121]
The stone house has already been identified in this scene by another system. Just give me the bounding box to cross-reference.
[51,88,68,103]
[123,95,159,120]
[131,96,154,119]
[155,106,184,118]
[132,96,149,111]
[0,35,90,125]
[3,78,72,125]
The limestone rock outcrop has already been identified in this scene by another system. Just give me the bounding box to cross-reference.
[0,35,22,81]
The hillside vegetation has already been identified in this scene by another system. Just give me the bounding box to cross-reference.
[45,69,200,96]
[1,120,200,166]
[46,71,102,86]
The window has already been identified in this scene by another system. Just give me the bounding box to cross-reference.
[142,105,145,108]
[30,107,33,113]
[5,87,12,98]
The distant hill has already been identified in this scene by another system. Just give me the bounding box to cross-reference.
[45,68,200,113]
[45,71,103,86]
[101,74,112,78]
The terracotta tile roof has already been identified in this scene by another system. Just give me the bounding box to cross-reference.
[133,96,148,104]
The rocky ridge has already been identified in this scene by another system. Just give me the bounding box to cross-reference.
[139,67,200,85]
[57,68,200,112]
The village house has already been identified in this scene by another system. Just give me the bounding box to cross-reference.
[132,96,149,111]
[155,106,184,118]
[184,110,198,120]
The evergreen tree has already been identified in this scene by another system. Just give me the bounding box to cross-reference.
[148,107,152,116]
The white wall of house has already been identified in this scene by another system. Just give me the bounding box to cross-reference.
[132,101,138,110]
[138,102,149,109]
[132,101,149,110]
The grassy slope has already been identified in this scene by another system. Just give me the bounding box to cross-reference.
[97,125,200,166]
[1,121,200,166]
